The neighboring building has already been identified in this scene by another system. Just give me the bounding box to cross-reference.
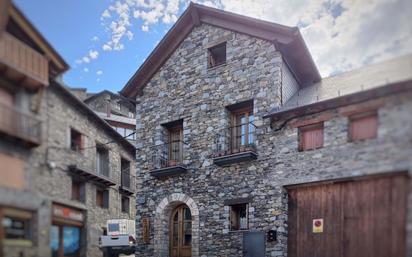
[83,90,137,143]
[0,2,136,257]
[120,3,412,257]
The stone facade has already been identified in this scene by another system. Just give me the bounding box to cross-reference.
[133,22,412,257]
[0,81,136,257]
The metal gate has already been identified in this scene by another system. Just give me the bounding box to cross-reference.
[243,231,265,257]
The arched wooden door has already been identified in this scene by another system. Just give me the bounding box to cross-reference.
[170,205,192,257]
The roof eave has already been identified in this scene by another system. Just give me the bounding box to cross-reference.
[264,79,412,121]
[120,3,319,99]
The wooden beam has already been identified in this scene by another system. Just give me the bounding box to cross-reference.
[0,0,11,37]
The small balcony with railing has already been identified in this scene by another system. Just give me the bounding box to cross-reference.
[68,155,116,187]
[0,32,49,89]
[0,102,41,147]
[149,140,187,178]
[119,169,135,195]
[212,122,258,166]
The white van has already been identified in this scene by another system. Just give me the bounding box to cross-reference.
[99,219,136,256]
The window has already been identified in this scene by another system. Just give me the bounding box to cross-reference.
[121,196,130,214]
[299,123,324,151]
[70,128,83,152]
[229,101,255,151]
[208,42,226,68]
[349,112,378,142]
[230,204,248,231]
[121,158,131,189]
[96,189,109,208]
[71,179,85,202]
[1,208,32,242]
[96,145,109,177]
[163,120,183,167]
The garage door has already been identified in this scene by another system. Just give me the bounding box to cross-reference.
[287,174,409,257]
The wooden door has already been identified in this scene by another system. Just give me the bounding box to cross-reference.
[287,174,409,257]
[170,205,192,257]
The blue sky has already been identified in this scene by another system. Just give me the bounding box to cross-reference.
[15,0,412,93]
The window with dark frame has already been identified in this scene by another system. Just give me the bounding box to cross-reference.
[229,203,248,231]
[229,102,255,151]
[298,122,324,151]
[70,128,83,152]
[121,196,130,214]
[71,179,85,202]
[1,208,32,241]
[96,145,110,177]
[96,189,109,208]
[121,158,131,189]
[163,120,183,167]
[349,112,378,142]
[208,42,226,68]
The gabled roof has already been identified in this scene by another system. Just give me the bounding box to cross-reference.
[120,2,320,98]
[84,89,136,106]
[264,54,412,120]
[52,81,136,154]
[6,3,69,76]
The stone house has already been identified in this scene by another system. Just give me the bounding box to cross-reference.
[83,90,137,143]
[0,2,136,257]
[120,3,412,257]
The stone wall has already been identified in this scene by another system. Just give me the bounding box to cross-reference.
[134,22,412,257]
[0,82,136,257]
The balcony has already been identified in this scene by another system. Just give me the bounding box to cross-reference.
[68,156,116,187]
[212,122,258,166]
[119,170,135,195]
[149,140,187,178]
[0,32,49,89]
[0,102,41,147]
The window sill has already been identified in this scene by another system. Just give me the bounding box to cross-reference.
[3,239,33,247]
[207,63,227,71]
[229,229,250,233]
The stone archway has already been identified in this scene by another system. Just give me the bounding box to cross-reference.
[154,193,199,257]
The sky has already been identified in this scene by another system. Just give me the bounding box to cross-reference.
[14,0,412,93]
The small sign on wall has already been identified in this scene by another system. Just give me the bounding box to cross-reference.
[312,218,323,233]
[142,217,150,244]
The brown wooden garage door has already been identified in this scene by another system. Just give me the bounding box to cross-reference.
[287,174,409,257]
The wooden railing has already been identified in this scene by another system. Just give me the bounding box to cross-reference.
[0,102,41,146]
[0,32,49,86]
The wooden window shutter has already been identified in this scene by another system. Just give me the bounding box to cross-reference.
[299,123,324,151]
[349,112,378,141]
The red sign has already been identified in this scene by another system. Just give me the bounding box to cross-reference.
[52,204,84,222]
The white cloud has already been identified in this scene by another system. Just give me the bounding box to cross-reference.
[101,9,111,19]
[91,36,99,42]
[89,50,99,59]
[83,68,89,72]
[141,24,149,32]
[102,44,112,51]
[96,0,412,76]
[82,56,90,63]
[97,70,104,75]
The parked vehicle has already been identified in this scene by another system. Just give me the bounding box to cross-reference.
[99,219,136,257]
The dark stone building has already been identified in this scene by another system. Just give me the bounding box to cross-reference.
[120,3,412,257]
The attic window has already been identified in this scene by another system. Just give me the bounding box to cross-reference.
[208,42,226,68]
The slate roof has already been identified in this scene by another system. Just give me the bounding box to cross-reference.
[120,2,320,98]
[266,54,412,119]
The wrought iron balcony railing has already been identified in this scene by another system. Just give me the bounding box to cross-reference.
[120,169,135,195]
[150,140,185,170]
[213,122,257,156]
[0,102,41,146]
[212,122,258,165]
[68,155,115,187]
